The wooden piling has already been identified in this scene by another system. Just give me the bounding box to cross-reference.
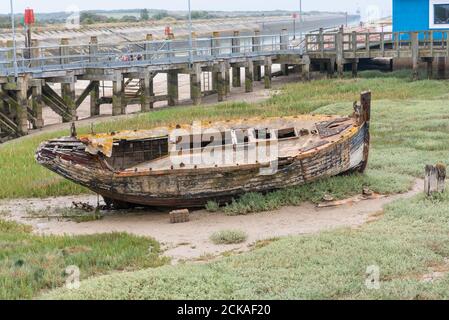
[411,32,419,81]
[225,62,231,95]
[90,81,100,116]
[245,60,254,93]
[216,63,226,102]
[302,55,311,81]
[61,81,76,121]
[112,71,125,116]
[254,64,262,82]
[437,57,446,79]
[232,65,241,87]
[16,76,29,135]
[32,84,44,128]
[424,164,446,196]
[352,59,359,78]
[264,57,272,89]
[141,73,154,112]
[190,64,202,105]
[426,58,434,79]
[167,70,179,106]
[336,27,344,77]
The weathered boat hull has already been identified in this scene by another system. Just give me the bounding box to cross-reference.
[98,125,368,207]
[36,92,371,208]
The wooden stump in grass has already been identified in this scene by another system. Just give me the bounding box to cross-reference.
[424,163,446,196]
[169,209,190,224]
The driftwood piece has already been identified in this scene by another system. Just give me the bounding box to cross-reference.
[169,209,190,224]
[424,164,446,196]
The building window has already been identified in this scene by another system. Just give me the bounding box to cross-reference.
[430,0,449,28]
[435,4,449,24]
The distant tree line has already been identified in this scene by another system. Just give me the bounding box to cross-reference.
[78,9,177,25]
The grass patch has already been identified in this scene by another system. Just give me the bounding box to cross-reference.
[25,207,104,223]
[0,219,168,299]
[31,70,449,299]
[205,201,220,213]
[210,230,248,245]
[0,71,448,200]
[42,188,449,300]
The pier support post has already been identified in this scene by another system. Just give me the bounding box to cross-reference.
[61,81,76,121]
[264,57,272,89]
[352,59,359,78]
[232,65,241,87]
[112,72,125,116]
[141,73,154,112]
[245,60,254,93]
[190,64,202,105]
[225,62,231,95]
[281,64,289,76]
[426,58,434,79]
[328,58,336,77]
[302,56,311,81]
[319,61,326,73]
[32,84,44,129]
[16,76,29,135]
[254,64,262,81]
[411,32,419,81]
[216,63,226,102]
[90,81,100,116]
[167,70,179,106]
[437,57,446,79]
[336,27,344,77]
[0,85,5,115]
[212,69,219,93]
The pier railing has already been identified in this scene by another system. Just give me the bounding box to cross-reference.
[0,32,306,76]
[305,29,449,58]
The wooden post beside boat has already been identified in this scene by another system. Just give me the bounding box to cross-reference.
[424,164,446,196]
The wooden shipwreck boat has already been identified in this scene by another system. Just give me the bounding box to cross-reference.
[36,92,372,208]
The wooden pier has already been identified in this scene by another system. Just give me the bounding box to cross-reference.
[1,27,448,140]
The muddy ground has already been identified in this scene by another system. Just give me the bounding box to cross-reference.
[0,180,422,264]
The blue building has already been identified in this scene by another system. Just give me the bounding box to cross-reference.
[393,0,449,34]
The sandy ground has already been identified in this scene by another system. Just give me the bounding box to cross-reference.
[0,180,422,264]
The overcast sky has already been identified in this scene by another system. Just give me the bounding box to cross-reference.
[0,0,392,16]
